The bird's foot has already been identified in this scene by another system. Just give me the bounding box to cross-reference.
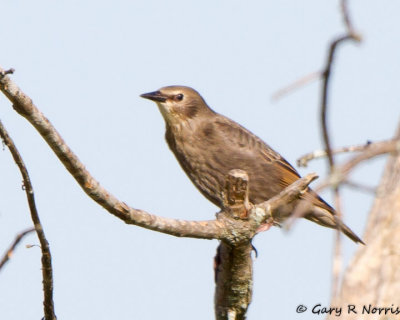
[256,221,273,233]
[255,217,281,233]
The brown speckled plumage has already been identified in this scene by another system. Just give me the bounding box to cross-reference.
[141,86,363,243]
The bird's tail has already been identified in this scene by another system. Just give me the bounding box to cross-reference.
[305,205,365,244]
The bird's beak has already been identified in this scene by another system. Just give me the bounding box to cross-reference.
[140,91,167,103]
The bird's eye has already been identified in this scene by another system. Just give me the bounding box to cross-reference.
[175,93,184,101]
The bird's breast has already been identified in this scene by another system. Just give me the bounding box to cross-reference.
[165,123,226,207]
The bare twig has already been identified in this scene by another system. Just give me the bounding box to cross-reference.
[271,1,360,103]
[320,0,361,170]
[297,141,372,167]
[340,0,362,41]
[254,173,318,224]
[288,139,399,226]
[273,9,364,300]
[317,139,400,192]
[319,0,361,300]
[341,0,353,32]
[342,180,376,194]
[321,34,356,169]
[0,227,35,270]
[271,71,321,101]
[0,120,57,320]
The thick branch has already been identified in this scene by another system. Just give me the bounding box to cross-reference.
[214,170,318,320]
[214,242,253,320]
[215,170,253,320]
[0,120,56,320]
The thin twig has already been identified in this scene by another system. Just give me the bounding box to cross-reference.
[271,71,321,101]
[342,180,376,194]
[297,141,372,167]
[0,120,57,320]
[254,173,318,224]
[321,34,355,169]
[341,0,353,34]
[320,35,350,267]
[0,227,35,270]
[317,139,400,192]
[271,1,360,104]
[340,0,362,41]
[289,139,399,224]
[320,0,361,169]
[320,0,362,301]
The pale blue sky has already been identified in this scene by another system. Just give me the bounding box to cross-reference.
[1,1,399,319]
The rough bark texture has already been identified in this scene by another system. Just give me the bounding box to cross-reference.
[214,241,253,320]
[214,170,253,320]
[330,123,400,319]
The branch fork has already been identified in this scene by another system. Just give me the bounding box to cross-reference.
[214,169,317,320]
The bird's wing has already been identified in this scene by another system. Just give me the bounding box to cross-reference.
[212,116,334,213]
[205,116,362,242]
[213,117,301,187]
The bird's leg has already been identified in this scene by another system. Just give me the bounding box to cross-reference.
[255,221,273,233]
[255,217,281,233]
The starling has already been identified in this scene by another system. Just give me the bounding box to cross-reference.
[141,86,363,244]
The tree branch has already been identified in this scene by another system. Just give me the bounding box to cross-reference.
[214,170,318,320]
[271,71,321,101]
[297,141,372,167]
[215,170,253,320]
[321,34,356,169]
[0,66,227,239]
[0,227,35,270]
[316,139,400,191]
[0,120,57,320]
[318,1,362,299]
[340,0,361,39]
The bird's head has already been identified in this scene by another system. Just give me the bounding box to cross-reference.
[140,86,213,125]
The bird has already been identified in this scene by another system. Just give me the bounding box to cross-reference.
[140,86,363,244]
